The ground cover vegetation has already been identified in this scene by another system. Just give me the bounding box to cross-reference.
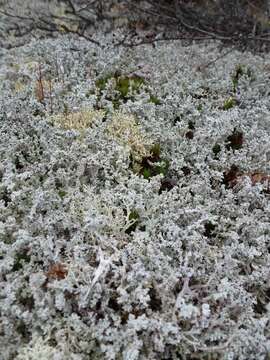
[1,1,270,359]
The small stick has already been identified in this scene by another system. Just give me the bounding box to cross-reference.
[36,63,45,103]
[48,78,53,114]
[197,47,235,71]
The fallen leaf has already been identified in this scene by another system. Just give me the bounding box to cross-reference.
[46,263,68,280]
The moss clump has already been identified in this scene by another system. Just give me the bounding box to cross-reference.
[95,72,160,108]
[142,168,152,180]
[223,97,237,110]
[95,75,113,91]
[95,73,145,108]
[96,74,145,100]
[148,94,161,105]
[125,210,140,234]
[232,64,254,92]
[133,143,170,180]
[58,189,67,199]
[115,77,130,98]
[150,143,161,160]
[116,76,145,98]
[153,159,170,177]
[232,65,244,92]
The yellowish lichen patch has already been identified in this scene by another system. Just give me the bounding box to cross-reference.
[50,109,105,131]
[107,112,153,162]
[14,80,25,93]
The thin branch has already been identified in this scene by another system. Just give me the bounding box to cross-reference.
[54,23,100,45]
[65,0,76,14]
[198,47,236,71]
[0,9,32,21]
[121,35,215,48]
[36,63,45,104]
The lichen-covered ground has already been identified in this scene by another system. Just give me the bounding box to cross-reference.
[1,34,270,360]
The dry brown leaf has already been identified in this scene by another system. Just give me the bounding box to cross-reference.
[224,167,270,191]
[249,172,270,186]
[46,263,68,280]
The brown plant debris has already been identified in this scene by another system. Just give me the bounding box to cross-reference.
[46,263,68,280]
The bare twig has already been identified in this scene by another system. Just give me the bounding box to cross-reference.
[36,63,45,104]
[48,78,53,115]
[198,47,236,71]
[1,0,269,52]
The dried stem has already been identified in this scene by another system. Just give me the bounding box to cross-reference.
[36,63,45,104]
[48,78,53,115]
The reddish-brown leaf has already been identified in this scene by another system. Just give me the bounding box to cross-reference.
[46,263,68,280]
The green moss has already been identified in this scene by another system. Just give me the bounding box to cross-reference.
[58,190,67,199]
[148,94,161,105]
[95,75,112,91]
[125,210,140,234]
[150,143,161,160]
[154,159,170,177]
[232,65,244,92]
[232,64,254,92]
[132,143,170,180]
[142,168,152,179]
[95,73,161,108]
[116,77,129,97]
[96,74,145,97]
[223,97,237,110]
[116,76,145,98]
